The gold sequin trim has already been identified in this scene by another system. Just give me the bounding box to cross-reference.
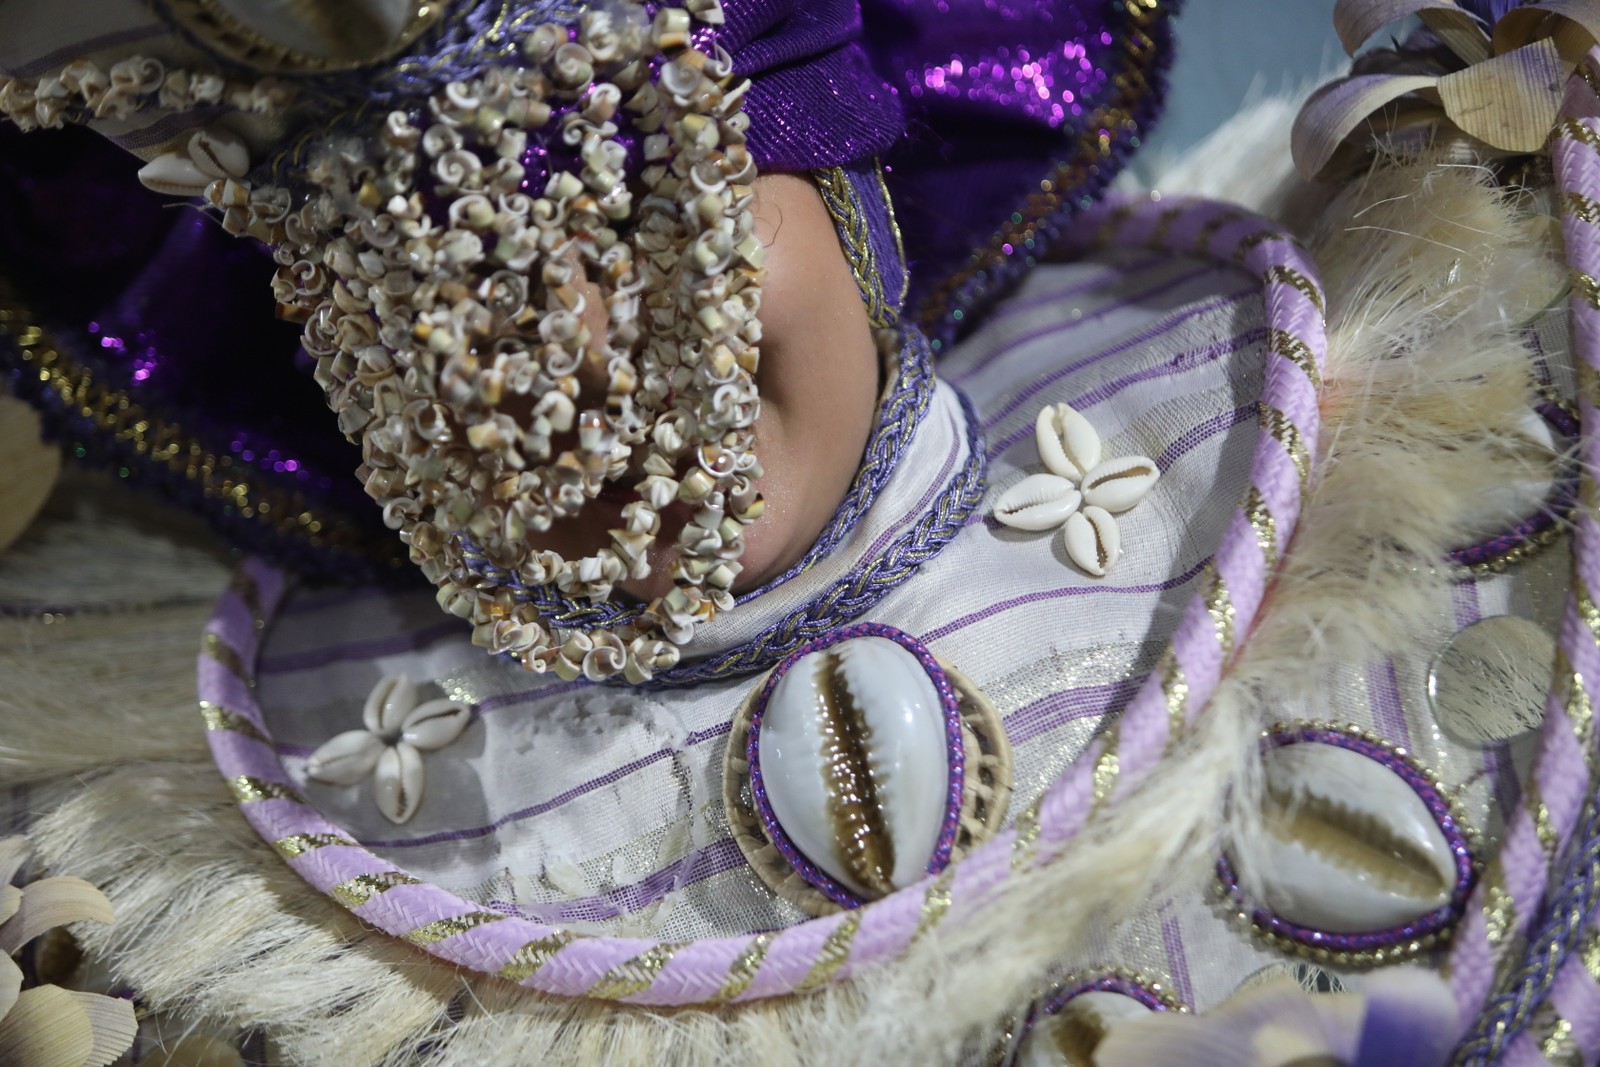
[708,934,771,1003]
[330,871,420,909]
[1483,859,1516,947]
[1263,265,1326,317]
[498,932,577,982]
[402,911,506,946]
[1536,1007,1581,1067]
[1580,923,1600,980]
[1560,117,1600,153]
[1268,327,1321,389]
[912,867,956,944]
[586,943,680,1000]
[1260,405,1310,489]
[1162,653,1190,736]
[1572,271,1600,312]
[1010,800,1043,872]
[274,833,353,859]
[815,166,897,329]
[229,775,305,805]
[229,569,266,630]
[1205,569,1237,660]
[1563,191,1600,227]
[796,910,862,990]
[1089,730,1122,816]
[203,632,252,685]
[199,700,269,745]
[1242,487,1279,571]
[1526,782,1559,855]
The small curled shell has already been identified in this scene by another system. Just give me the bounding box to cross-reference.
[995,474,1081,532]
[1036,402,1101,481]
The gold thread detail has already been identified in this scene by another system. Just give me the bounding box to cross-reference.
[872,160,910,313]
[402,911,506,946]
[274,833,352,859]
[1192,209,1247,256]
[586,943,680,1000]
[1483,859,1516,947]
[1232,228,1283,263]
[1560,117,1600,153]
[814,166,895,329]
[1580,923,1600,981]
[1564,191,1600,227]
[1089,731,1121,816]
[1011,799,1043,872]
[913,867,956,944]
[229,569,266,629]
[1269,327,1321,388]
[330,871,419,909]
[1263,265,1326,317]
[497,932,577,982]
[1145,203,1187,250]
[1537,1010,1580,1067]
[1162,653,1190,736]
[1526,783,1558,856]
[1242,487,1279,571]
[1573,271,1600,312]
[710,934,771,1003]
[1260,405,1310,489]
[203,632,252,685]
[229,775,305,805]
[199,701,269,745]
[1206,569,1237,659]
[796,910,862,991]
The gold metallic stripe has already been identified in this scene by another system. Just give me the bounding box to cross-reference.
[796,910,863,990]
[1262,265,1326,318]
[1192,210,1247,256]
[1162,653,1190,736]
[1561,117,1600,154]
[1146,203,1188,250]
[199,701,269,745]
[872,160,910,312]
[1011,800,1043,872]
[330,871,419,909]
[1260,405,1310,489]
[1206,570,1237,660]
[1242,487,1279,571]
[1526,782,1559,856]
[1231,228,1282,263]
[1268,327,1321,389]
[1577,582,1600,646]
[1564,191,1600,227]
[587,943,680,1000]
[1089,729,1122,817]
[913,868,956,944]
[1536,1007,1581,1067]
[274,833,353,859]
[1092,201,1140,251]
[203,632,252,685]
[498,932,577,982]
[402,911,506,946]
[1581,61,1600,101]
[1573,272,1600,312]
[1557,654,1596,767]
[229,569,266,630]
[710,934,771,1003]
[1482,858,1516,947]
[229,775,305,805]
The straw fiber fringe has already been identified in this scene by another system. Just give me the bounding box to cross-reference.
[3,103,1569,1064]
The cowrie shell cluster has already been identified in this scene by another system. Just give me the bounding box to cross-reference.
[306,674,472,824]
[1231,740,1461,935]
[993,402,1159,576]
[755,636,954,899]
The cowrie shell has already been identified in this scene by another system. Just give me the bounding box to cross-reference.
[363,674,418,736]
[1063,506,1119,576]
[756,636,952,899]
[995,474,1082,532]
[188,127,250,180]
[305,729,384,786]
[1080,457,1159,514]
[1016,991,1151,1067]
[1233,741,1459,934]
[136,152,212,197]
[375,742,425,824]
[1036,403,1101,481]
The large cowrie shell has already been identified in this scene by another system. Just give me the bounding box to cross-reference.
[375,742,424,824]
[188,127,250,180]
[1224,730,1472,951]
[995,474,1082,532]
[1063,506,1119,576]
[1017,990,1153,1067]
[1079,457,1159,514]
[137,152,212,197]
[725,624,1013,914]
[1036,403,1101,481]
[305,729,384,786]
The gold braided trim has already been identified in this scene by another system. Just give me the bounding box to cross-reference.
[1161,653,1190,736]
[588,943,681,1000]
[1263,265,1326,317]
[1560,117,1600,154]
[228,775,306,805]
[1573,271,1600,312]
[199,701,269,745]
[709,933,771,1003]
[0,284,398,566]
[498,932,577,982]
[814,165,897,329]
[1205,569,1237,660]
[274,833,355,859]
[912,867,956,945]
[203,632,252,685]
[872,163,910,312]
[1241,487,1279,572]
[1268,327,1322,389]
[1563,191,1600,227]
[1260,405,1310,489]
[402,911,506,946]
[795,910,862,990]
[330,871,420,909]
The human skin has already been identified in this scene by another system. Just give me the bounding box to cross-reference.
[535,172,882,600]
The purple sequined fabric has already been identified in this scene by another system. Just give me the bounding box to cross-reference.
[0,0,1178,581]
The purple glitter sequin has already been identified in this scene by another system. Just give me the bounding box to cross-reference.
[1217,726,1477,956]
[743,621,966,909]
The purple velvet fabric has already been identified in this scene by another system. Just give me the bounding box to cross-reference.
[0,0,1179,578]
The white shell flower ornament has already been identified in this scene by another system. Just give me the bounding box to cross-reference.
[306,675,472,824]
[994,402,1159,576]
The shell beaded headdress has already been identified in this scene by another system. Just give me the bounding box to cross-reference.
[202,3,763,683]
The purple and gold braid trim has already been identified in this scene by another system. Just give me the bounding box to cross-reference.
[203,197,1323,1006]
[1449,55,1600,1065]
